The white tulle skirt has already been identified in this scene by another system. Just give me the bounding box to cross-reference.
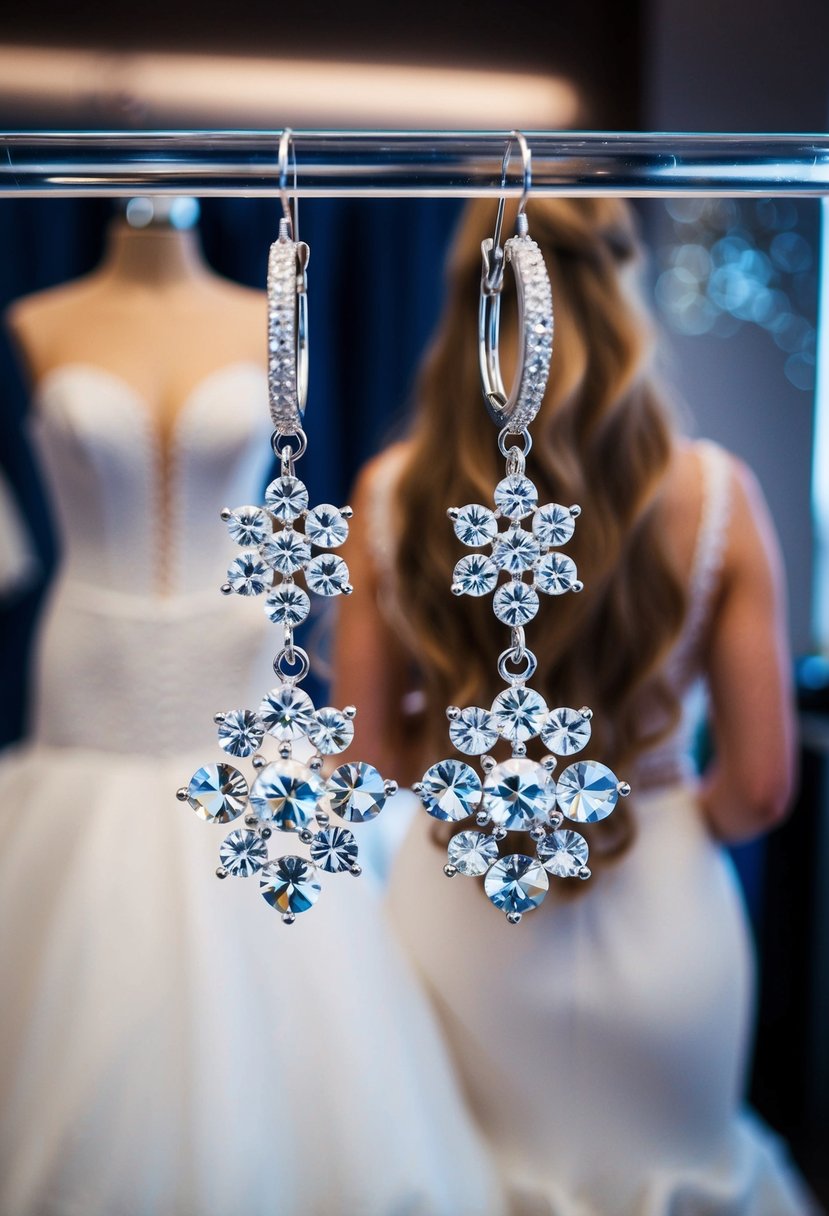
[0,743,506,1216]
[388,784,822,1216]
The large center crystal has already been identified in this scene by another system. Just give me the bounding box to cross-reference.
[483,757,555,829]
[249,760,324,831]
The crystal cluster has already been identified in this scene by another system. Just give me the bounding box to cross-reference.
[449,482,582,624]
[220,472,353,613]
[180,710,397,922]
[416,461,630,923]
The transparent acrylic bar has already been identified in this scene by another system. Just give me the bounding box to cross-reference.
[2,131,829,198]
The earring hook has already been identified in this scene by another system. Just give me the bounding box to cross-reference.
[278,127,299,242]
[490,130,532,272]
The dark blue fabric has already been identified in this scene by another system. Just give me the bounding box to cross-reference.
[0,196,462,741]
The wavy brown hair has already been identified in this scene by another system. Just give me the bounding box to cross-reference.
[387,197,687,877]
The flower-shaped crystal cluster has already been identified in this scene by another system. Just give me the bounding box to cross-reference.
[415,691,630,923]
[220,472,353,616]
[179,695,397,924]
[448,473,583,625]
[415,464,630,923]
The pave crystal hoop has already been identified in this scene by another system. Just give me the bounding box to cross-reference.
[267,129,309,435]
[414,131,631,924]
[479,131,553,432]
[178,131,397,924]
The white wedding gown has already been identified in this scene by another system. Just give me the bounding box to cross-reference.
[0,362,506,1216]
[376,442,822,1216]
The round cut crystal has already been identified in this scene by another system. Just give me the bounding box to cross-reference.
[260,529,311,575]
[453,504,498,547]
[225,505,272,547]
[447,829,499,876]
[449,706,499,755]
[249,760,325,831]
[556,760,619,823]
[327,762,387,823]
[484,854,549,915]
[535,552,578,595]
[264,583,311,627]
[494,474,538,520]
[453,553,498,596]
[308,707,354,755]
[493,580,539,627]
[226,552,270,596]
[217,708,265,757]
[533,502,576,548]
[305,554,350,596]
[541,706,592,756]
[536,829,589,877]
[310,826,358,873]
[258,686,316,740]
[493,527,541,574]
[483,757,555,828]
[491,686,548,742]
[260,856,321,915]
[305,504,349,549]
[187,763,248,823]
[420,759,482,821]
[219,828,268,877]
[264,475,309,522]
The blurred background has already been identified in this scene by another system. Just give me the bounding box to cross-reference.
[0,0,828,1203]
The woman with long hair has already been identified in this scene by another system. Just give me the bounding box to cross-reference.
[332,197,819,1213]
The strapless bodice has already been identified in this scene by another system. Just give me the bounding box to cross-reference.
[33,363,273,595]
[28,363,276,755]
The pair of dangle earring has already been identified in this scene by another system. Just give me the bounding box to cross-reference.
[414,132,631,923]
[178,132,397,924]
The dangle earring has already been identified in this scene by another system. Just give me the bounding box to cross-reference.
[414,132,630,924]
[178,131,397,924]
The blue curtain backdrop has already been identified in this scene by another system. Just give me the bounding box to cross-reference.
[0,195,463,743]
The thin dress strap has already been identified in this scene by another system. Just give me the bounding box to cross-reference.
[670,440,734,679]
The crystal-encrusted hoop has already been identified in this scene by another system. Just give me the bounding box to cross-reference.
[478,131,554,432]
[267,129,310,436]
[267,223,309,435]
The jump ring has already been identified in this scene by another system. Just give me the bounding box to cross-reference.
[497,645,538,686]
[271,429,308,465]
[497,427,533,459]
[272,646,311,684]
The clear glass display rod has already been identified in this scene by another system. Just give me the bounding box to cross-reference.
[2,131,829,198]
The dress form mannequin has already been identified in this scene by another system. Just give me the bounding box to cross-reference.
[8,211,264,442]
